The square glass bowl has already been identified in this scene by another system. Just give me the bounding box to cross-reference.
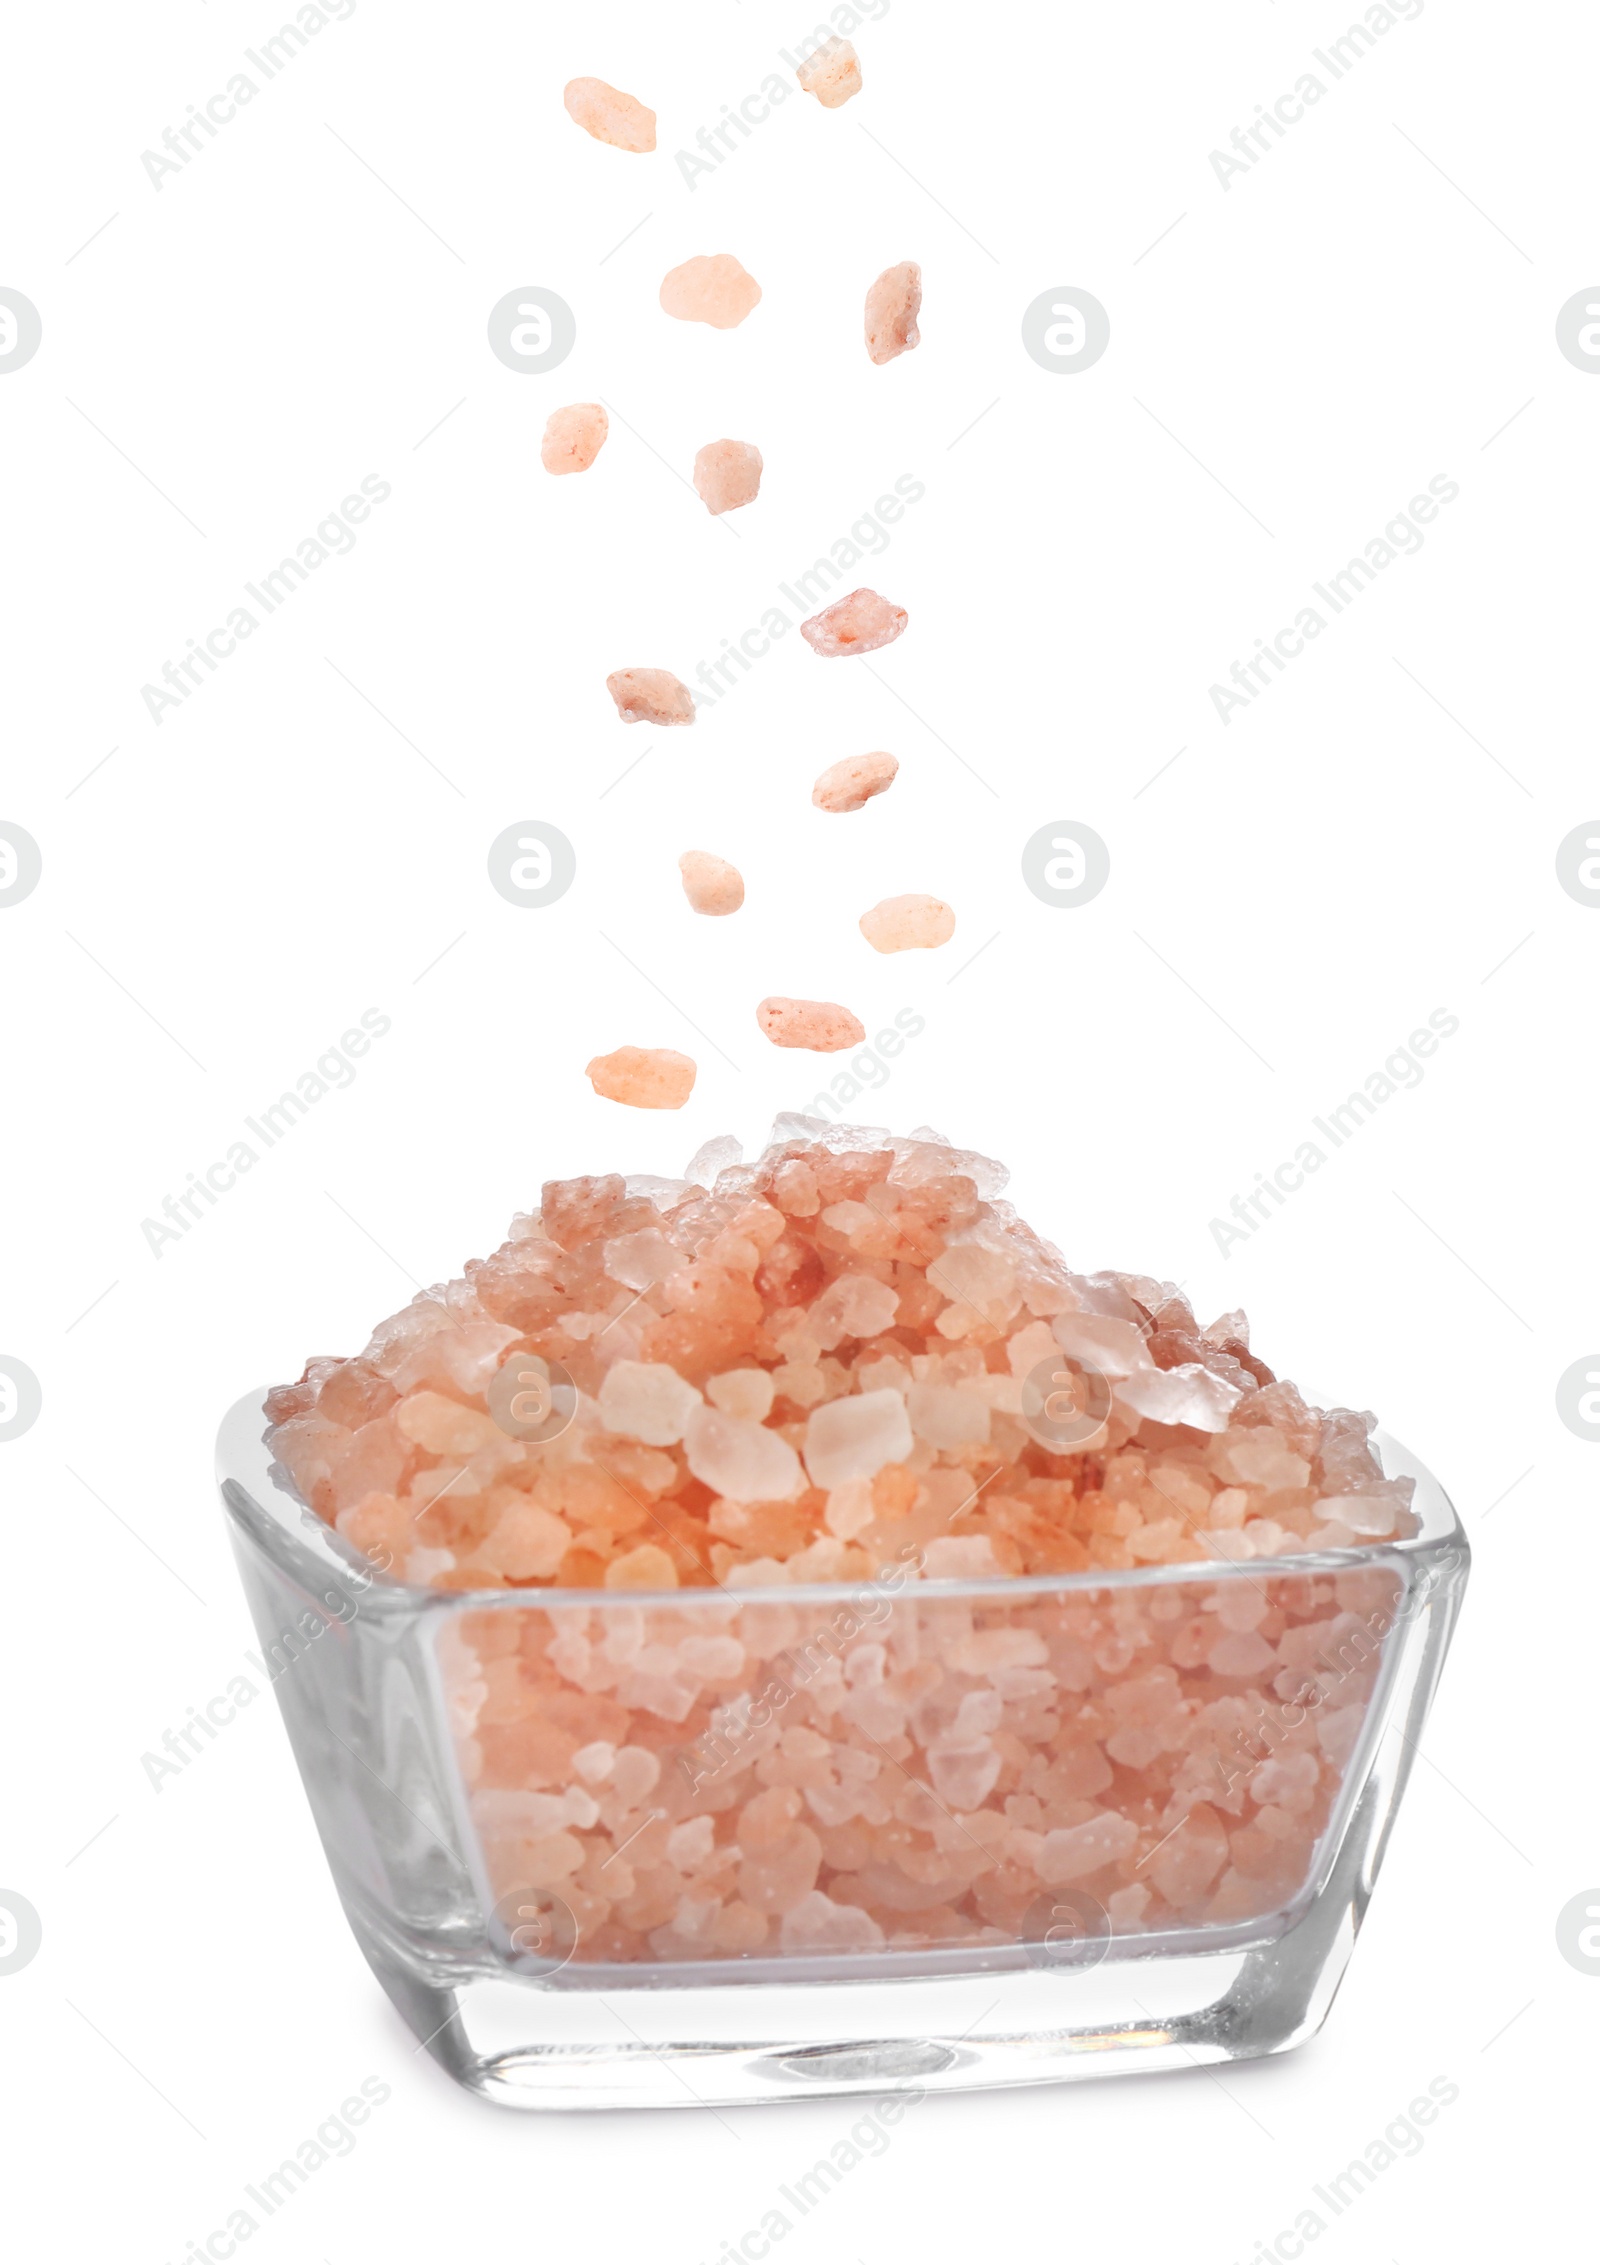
[218,1389,1467,2110]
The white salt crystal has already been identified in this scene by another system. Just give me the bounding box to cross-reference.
[684,1404,805,1502]
[802,1388,914,1488]
[598,1360,703,1445]
[906,1382,991,1451]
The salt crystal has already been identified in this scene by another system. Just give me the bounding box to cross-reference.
[603,1229,684,1290]
[395,1392,500,1456]
[684,1133,743,1185]
[693,439,763,515]
[927,1741,1002,1810]
[611,1745,661,1806]
[1050,1310,1150,1378]
[1037,1812,1139,1885]
[757,997,866,1052]
[666,1816,716,1872]
[865,261,922,365]
[606,668,695,727]
[679,850,745,915]
[812,751,899,813]
[540,402,608,475]
[563,77,655,151]
[907,1382,990,1451]
[598,1360,703,1445]
[1215,1430,1311,1492]
[1208,1629,1278,1678]
[823,1479,876,1539]
[780,1891,884,1951]
[800,587,908,658]
[586,1047,697,1110]
[685,1404,805,1502]
[859,893,955,953]
[707,1369,776,1421]
[1117,1363,1243,1434]
[605,1543,679,1590]
[480,1502,571,1580]
[659,254,762,329]
[810,1273,900,1347]
[803,1389,914,1488]
[1316,1491,1400,1537]
[796,36,862,107]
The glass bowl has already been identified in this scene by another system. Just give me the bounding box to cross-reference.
[217,1389,1468,2110]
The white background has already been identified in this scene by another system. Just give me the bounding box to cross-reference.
[0,0,1592,2256]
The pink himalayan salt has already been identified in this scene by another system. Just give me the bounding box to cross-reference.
[563,77,656,153]
[606,669,695,726]
[660,255,762,329]
[706,1368,775,1421]
[586,1048,697,1110]
[679,851,744,915]
[865,261,922,365]
[684,1403,804,1502]
[693,440,763,515]
[541,403,608,475]
[813,751,898,812]
[268,1123,1413,1596]
[757,997,866,1052]
[800,587,907,659]
[859,893,955,953]
[270,1126,1414,1963]
[796,36,862,107]
[598,1360,702,1445]
[605,1542,679,1589]
[803,1388,913,1487]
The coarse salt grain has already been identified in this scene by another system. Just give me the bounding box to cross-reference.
[756,998,866,1052]
[660,255,763,329]
[796,37,863,107]
[812,752,898,812]
[563,77,657,152]
[865,261,922,365]
[541,402,608,474]
[800,588,907,658]
[585,1048,697,1110]
[693,439,763,514]
[859,894,955,953]
[679,851,745,916]
[606,669,695,727]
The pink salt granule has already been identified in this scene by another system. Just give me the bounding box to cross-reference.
[606,669,696,726]
[659,255,763,329]
[800,588,907,658]
[266,1124,1417,1969]
[859,894,955,953]
[693,440,763,515]
[679,851,744,916]
[865,261,922,365]
[797,36,863,107]
[541,403,608,475]
[586,1048,697,1110]
[813,752,899,813]
[563,78,657,153]
[756,999,866,1052]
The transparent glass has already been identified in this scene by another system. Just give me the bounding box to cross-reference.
[218,1389,1468,2110]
